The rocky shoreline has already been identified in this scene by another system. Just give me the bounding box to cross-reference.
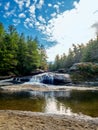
[0,110,98,130]
[0,84,98,93]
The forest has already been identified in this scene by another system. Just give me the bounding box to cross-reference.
[0,22,47,76]
[49,36,98,73]
[1,21,98,77]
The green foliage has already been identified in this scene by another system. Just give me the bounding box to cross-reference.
[78,63,98,74]
[39,44,47,70]
[70,63,98,83]
[82,39,98,62]
[49,37,98,72]
[0,22,47,76]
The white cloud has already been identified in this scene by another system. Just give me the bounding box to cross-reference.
[33,0,37,4]
[51,12,57,17]
[24,17,35,28]
[19,13,26,18]
[48,3,52,7]
[29,5,36,14]
[53,4,59,13]
[4,9,16,17]
[38,24,45,31]
[13,19,20,26]
[73,1,78,8]
[29,4,36,23]
[26,0,30,7]
[14,0,31,9]
[29,23,33,28]
[36,0,44,9]
[45,0,98,61]
[35,21,46,32]
[14,0,24,10]
[57,2,62,6]
[38,16,46,23]
[25,2,46,29]
[24,18,31,28]
[25,18,30,22]
[35,21,40,26]
[5,2,10,10]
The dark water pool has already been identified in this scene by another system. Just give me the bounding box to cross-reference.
[0,90,98,117]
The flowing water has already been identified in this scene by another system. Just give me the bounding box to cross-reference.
[0,73,98,117]
[0,89,98,117]
[28,72,71,85]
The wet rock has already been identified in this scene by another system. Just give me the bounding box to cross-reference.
[31,73,72,85]
[13,76,31,83]
[53,74,71,85]
[42,74,54,84]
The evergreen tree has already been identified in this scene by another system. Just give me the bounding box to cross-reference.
[0,22,6,75]
[0,22,48,76]
[82,38,98,62]
[39,44,47,70]
[26,37,40,72]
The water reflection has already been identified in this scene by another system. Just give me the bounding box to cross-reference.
[45,98,72,115]
[0,90,98,117]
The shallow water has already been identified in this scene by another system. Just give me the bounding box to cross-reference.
[0,90,98,117]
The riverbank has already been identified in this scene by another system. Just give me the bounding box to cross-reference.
[0,110,97,130]
[0,84,98,93]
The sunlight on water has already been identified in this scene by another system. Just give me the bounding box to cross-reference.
[0,90,98,117]
[45,98,72,115]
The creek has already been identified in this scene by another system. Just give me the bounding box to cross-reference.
[0,72,98,118]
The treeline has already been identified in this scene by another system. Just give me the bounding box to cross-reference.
[49,36,98,72]
[0,22,47,76]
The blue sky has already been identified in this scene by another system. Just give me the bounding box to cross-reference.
[0,0,98,61]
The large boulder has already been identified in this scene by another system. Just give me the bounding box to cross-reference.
[53,74,71,85]
[69,63,80,72]
[41,73,72,85]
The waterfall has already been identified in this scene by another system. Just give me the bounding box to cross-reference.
[30,74,43,83]
[29,72,71,85]
[29,72,54,84]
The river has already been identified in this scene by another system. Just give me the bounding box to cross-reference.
[0,72,98,118]
[0,89,98,117]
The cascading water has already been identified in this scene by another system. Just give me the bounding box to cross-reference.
[30,74,43,83]
[29,72,71,85]
[29,73,54,84]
